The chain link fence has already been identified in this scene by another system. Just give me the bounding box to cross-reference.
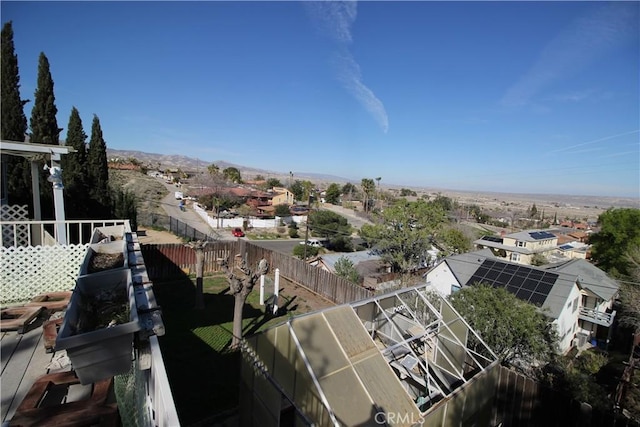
[169,216,216,242]
[138,212,171,231]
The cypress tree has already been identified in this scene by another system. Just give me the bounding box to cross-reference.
[61,107,90,218]
[113,190,137,231]
[1,21,28,141]
[30,52,62,144]
[1,21,31,207]
[87,114,111,215]
[29,52,62,218]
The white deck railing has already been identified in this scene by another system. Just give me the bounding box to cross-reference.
[0,221,180,426]
[1,219,131,247]
[578,307,616,327]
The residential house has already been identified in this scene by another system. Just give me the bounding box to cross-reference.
[310,251,393,291]
[473,229,559,265]
[312,251,383,277]
[270,186,294,205]
[541,259,619,347]
[240,285,499,426]
[554,241,590,261]
[424,251,619,353]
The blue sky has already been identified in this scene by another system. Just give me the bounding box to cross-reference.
[2,1,639,198]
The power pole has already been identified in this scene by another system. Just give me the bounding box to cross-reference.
[303,192,313,260]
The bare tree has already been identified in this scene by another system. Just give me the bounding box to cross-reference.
[187,240,208,309]
[221,255,269,349]
[193,168,231,228]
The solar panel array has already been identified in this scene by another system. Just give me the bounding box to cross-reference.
[529,231,556,240]
[464,259,559,306]
[481,235,503,243]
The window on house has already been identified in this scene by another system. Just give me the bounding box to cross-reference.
[451,284,461,293]
[517,241,526,247]
[511,253,520,262]
[572,297,579,313]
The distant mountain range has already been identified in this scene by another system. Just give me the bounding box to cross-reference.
[106,149,352,184]
[106,149,638,210]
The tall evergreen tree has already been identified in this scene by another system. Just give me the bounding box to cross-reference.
[61,107,90,218]
[1,21,31,207]
[1,21,28,141]
[113,189,137,231]
[30,52,62,144]
[29,52,61,218]
[87,114,111,215]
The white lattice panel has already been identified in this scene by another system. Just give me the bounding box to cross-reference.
[1,244,88,305]
[1,204,29,247]
[0,204,28,221]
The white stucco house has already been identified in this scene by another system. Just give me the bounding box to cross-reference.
[424,250,619,354]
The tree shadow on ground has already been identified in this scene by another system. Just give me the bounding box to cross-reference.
[152,274,297,426]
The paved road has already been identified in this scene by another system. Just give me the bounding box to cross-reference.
[156,178,227,240]
[250,239,305,255]
[155,179,372,242]
[317,203,374,232]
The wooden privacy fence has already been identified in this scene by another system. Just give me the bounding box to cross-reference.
[140,241,373,305]
[491,365,637,427]
[140,242,239,278]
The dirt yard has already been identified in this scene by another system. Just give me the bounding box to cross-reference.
[277,276,336,313]
[135,227,183,245]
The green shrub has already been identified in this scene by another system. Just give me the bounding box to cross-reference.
[293,244,319,259]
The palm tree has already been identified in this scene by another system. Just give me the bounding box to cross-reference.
[361,178,375,213]
[375,177,382,209]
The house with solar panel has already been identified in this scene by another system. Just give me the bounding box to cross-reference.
[424,251,619,354]
[473,229,560,265]
[239,284,500,426]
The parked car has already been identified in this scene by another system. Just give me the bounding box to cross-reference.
[290,206,309,215]
[232,228,245,237]
[299,239,322,248]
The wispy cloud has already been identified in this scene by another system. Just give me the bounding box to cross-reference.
[548,129,640,154]
[333,52,389,132]
[305,1,357,44]
[600,150,640,159]
[305,1,389,133]
[550,89,597,103]
[501,2,638,107]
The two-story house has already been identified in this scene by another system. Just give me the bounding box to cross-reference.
[270,186,294,205]
[474,229,559,265]
[424,251,618,354]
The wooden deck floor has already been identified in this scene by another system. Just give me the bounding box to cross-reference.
[1,312,116,426]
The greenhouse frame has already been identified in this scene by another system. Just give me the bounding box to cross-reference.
[240,284,500,426]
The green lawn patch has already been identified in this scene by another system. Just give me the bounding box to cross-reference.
[153,273,312,425]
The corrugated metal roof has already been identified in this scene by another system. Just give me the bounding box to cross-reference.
[290,306,422,426]
[243,285,499,426]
